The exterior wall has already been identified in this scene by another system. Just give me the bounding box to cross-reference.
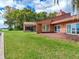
[36,19,52,33]
[36,24,55,33]
[36,13,79,33]
[50,24,54,32]
[60,23,66,33]
[59,21,79,33]
[41,24,55,33]
[36,21,79,33]
[36,24,42,33]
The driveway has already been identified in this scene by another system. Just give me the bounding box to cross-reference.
[0,33,4,59]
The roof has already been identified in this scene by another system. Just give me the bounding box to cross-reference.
[36,10,79,25]
[51,15,79,24]
[56,10,69,16]
[37,11,72,24]
[37,15,79,25]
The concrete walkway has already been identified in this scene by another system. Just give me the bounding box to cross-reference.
[0,33,4,59]
[40,33,79,41]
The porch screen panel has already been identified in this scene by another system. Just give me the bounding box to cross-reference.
[67,23,79,34]
[67,24,71,33]
[76,24,79,34]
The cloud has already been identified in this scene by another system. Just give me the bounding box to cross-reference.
[0,20,4,24]
[34,0,72,13]
[0,0,13,7]
[0,0,72,13]
[14,4,25,10]
[0,0,26,10]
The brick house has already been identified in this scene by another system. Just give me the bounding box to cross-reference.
[36,11,79,35]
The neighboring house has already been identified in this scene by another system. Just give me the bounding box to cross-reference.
[23,22,36,32]
[36,11,79,35]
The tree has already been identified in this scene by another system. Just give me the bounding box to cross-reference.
[54,0,59,5]
[48,12,57,19]
[4,6,16,30]
[5,7,38,30]
[4,6,56,30]
[5,6,15,13]
[72,0,79,13]
[35,12,47,21]
[5,13,15,30]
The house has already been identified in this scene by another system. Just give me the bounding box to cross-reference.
[23,22,36,32]
[36,11,79,35]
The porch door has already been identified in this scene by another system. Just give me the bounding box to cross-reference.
[55,25,60,33]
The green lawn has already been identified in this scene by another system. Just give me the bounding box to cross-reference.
[4,31,79,59]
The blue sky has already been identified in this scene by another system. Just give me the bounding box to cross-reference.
[0,0,73,28]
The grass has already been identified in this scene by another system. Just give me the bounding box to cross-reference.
[3,31,79,59]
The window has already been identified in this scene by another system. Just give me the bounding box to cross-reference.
[55,25,60,32]
[67,23,79,34]
[43,25,49,32]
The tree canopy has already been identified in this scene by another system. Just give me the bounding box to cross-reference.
[4,6,56,30]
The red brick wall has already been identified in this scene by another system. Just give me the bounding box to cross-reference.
[36,21,79,33]
[60,21,79,33]
[36,24,42,33]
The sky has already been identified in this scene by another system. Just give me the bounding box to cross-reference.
[0,0,73,28]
